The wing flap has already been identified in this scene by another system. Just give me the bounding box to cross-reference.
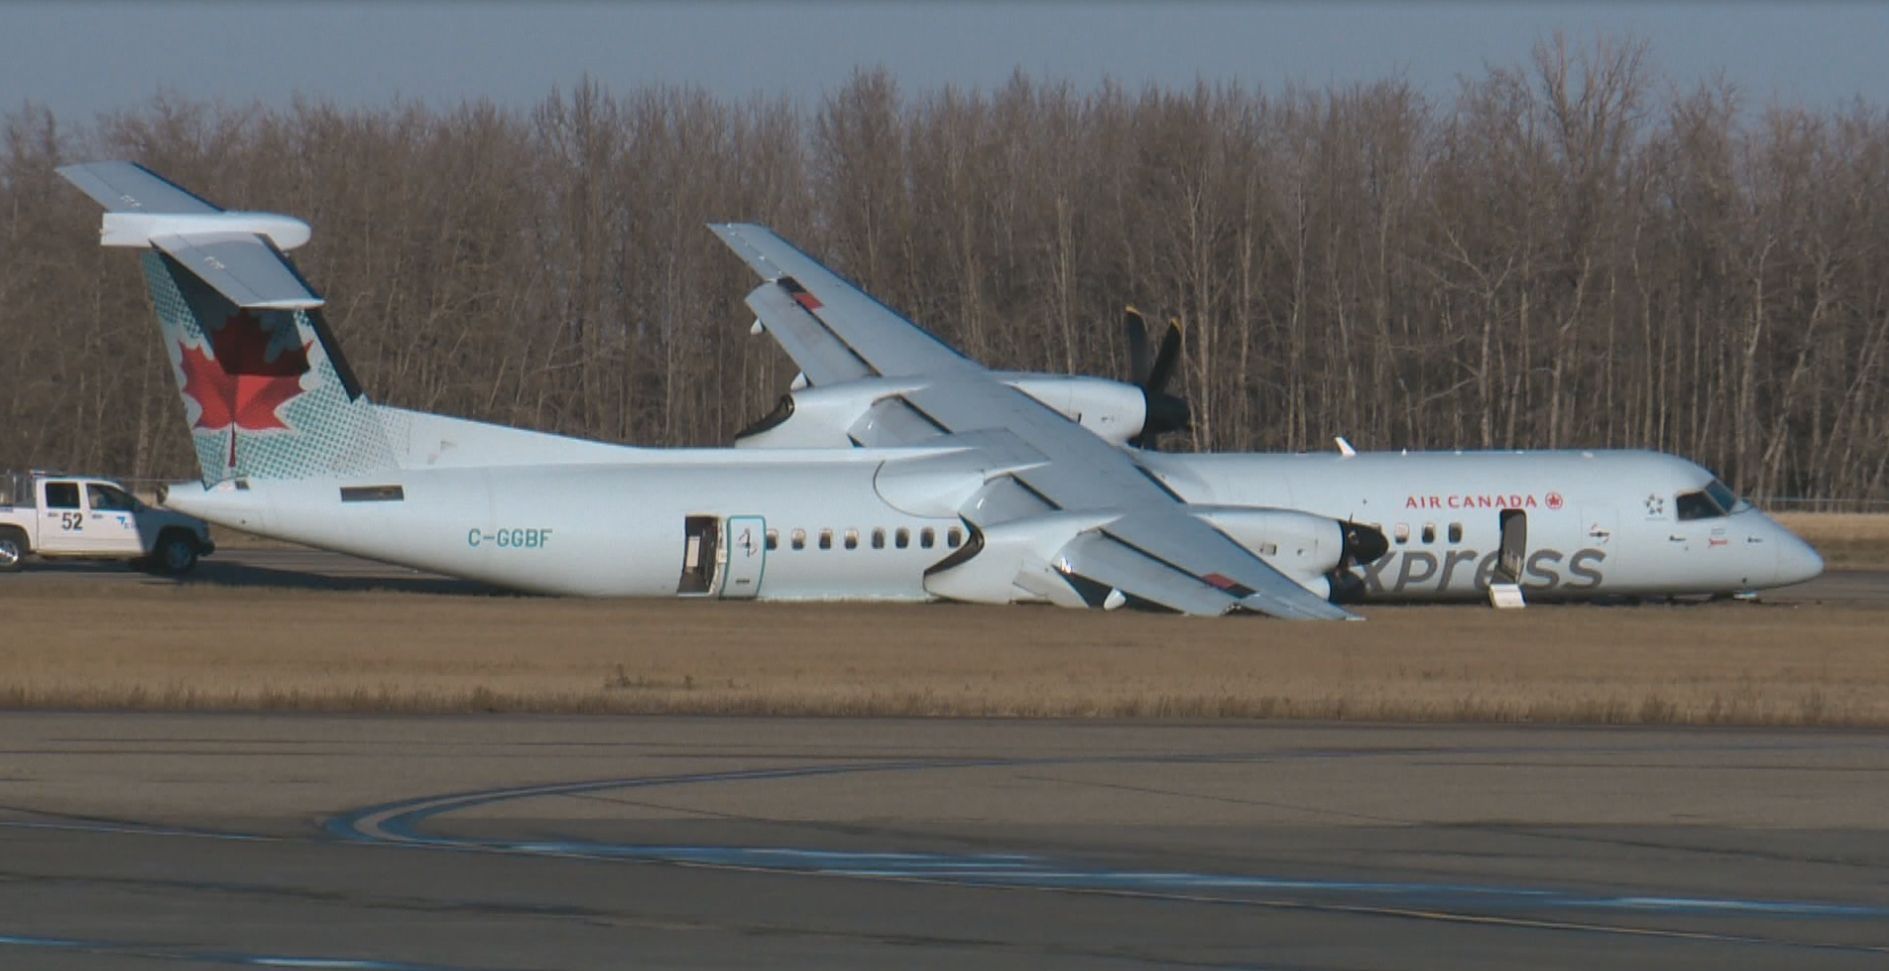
[712,223,979,378]
[743,281,874,385]
[1103,511,1358,621]
[1055,531,1242,616]
[150,233,324,310]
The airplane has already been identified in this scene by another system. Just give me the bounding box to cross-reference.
[58,161,1823,619]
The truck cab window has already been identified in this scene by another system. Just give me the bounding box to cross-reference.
[43,482,79,509]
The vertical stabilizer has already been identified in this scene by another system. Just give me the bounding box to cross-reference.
[141,250,396,483]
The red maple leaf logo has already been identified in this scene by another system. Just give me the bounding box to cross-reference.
[178,311,311,468]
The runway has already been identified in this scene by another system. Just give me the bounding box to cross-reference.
[16,545,1886,605]
[1,714,1885,968]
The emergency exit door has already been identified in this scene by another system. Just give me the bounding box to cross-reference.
[721,516,766,600]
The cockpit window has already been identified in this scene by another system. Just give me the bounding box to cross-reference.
[1675,490,1725,521]
[1705,479,1749,513]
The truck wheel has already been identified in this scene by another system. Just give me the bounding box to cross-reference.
[152,531,199,576]
[0,529,25,573]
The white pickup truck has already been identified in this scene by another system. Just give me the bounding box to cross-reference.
[0,472,215,574]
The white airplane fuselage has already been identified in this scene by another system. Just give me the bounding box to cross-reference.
[164,441,1823,605]
[70,160,1819,615]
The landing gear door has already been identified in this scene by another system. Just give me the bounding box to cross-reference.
[1496,509,1527,584]
[721,515,766,600]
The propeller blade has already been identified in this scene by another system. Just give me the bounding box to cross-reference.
[1145,317,1183,396]
[1341,521,1390,568]
[1123,306,1152,386]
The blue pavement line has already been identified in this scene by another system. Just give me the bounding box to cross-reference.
[322,756,1889,929]
[0,932,483,970]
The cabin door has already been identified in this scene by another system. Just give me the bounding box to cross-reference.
[720,516,766,600]
[1495,509,1527,584]
[677,515,722,596]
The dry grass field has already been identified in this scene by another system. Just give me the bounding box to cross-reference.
[1776,512,1889,568]
[2,578,1884,726]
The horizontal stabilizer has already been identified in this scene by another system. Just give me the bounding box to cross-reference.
[58,161,219,214]
[152,233,324,310]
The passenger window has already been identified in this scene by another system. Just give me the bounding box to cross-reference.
[818,528,833,550]
[1421,523,1436,544]
[920,528,936,549]
[947,527,963,549]
[43,482,79,509]
[871,528,886,549]
[1675,491,1724,521]
[790,528,806,551]
[1447,522,1463,544]
[895,527,910,549]
[843,528,859,550]
[87,484,138,511]
[1392,523,1409,545]
[764,529,779,552]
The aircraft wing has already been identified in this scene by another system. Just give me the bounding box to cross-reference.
[711,223,982,385]
[905,378,1356,620]
[711,222,1355,621]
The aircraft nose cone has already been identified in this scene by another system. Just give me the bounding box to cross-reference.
[1774,529,1824,588]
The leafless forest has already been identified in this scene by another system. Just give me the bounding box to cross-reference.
[2,40,1885,500]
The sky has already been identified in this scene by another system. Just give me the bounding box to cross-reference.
[2,1,1885,123]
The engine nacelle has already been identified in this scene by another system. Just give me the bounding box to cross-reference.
[922,510,1115,608]
[734,378,921,448]
[1193,506,1360,597]
[996,374,1148,446]
[738,373,1153,449]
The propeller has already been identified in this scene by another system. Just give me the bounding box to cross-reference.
[1339,520,1390,568]
[1326,519,1390,603]
[1123,306,1192,448]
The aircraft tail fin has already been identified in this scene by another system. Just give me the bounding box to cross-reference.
[62,162,397,484]
[139,252,397,483]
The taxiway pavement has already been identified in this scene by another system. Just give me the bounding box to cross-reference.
[0,714,1885,969]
